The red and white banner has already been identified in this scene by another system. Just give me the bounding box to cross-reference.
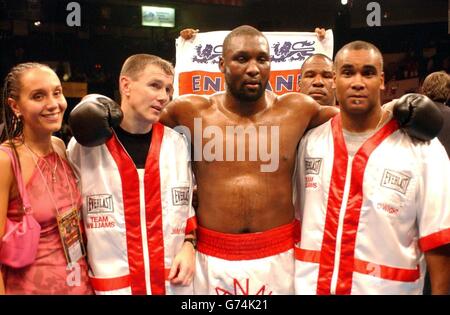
[174,29,333,97]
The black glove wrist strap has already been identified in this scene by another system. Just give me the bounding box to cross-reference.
[184,237,197,249]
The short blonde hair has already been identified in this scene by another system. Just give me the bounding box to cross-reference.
[120,54,174,80]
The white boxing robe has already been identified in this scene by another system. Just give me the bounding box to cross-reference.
[194,221,298,295]
[68,123,196,295]
[294,115,450,295]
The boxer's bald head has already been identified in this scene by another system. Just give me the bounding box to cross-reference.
[223,25,268,54]
[334,41,383,70]
[334,40,385,116]
[219,25,270,102]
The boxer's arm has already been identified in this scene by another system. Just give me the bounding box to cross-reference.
[160,96,196,128]
[279,93,338,130]
[307,102,340,129]
[160,95,210,129]
[159,100,180,128]
[425,244,450,294]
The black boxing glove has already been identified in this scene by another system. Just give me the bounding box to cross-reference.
[68,94,123,147]
[393,93,443,141]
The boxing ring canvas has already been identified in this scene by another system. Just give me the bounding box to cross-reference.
[174,30,333,97]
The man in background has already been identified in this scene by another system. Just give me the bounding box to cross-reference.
[298,53,336,107]
[421,71,450,157]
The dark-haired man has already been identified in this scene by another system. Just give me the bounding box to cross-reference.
[298,54,336,106]
[294,41,450,295]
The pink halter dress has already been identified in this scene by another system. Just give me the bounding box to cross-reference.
[2,150,93,294]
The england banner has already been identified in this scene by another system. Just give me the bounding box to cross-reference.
[174,29,333,97]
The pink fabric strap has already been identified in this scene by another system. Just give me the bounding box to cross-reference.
[0,146,31,210]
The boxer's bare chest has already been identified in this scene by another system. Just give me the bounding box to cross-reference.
[187,103,304,164]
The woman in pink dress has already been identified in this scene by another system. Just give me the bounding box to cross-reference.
[0,62,92,294]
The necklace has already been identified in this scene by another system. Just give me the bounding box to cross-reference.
[26,145,75,218]
[23,142,58,182]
